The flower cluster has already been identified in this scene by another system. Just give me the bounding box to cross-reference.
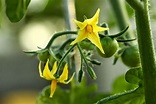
[38,8,109,97]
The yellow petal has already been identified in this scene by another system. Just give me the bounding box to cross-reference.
[50,80,57,97]
[38,61,44,78]
[70,30,87,45]
[74,19,87,30]
[58,64,68,82]
[61,72,75,84]
[87,8,100,25]
[43,60,53,80]
[51,61,57,79]
[93,25,108,32]
[88,32,104,54]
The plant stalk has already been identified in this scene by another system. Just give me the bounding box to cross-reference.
[126,0,156,103]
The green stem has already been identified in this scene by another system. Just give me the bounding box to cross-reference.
[95,88,138,104]
[126,0,156,103]
[77,44,89,67]
[77,44,96,79]
[59,38,75,50]
[45,31,77,49]
[55,44,76,77]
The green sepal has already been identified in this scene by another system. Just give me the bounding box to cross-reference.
[5,0,31,22]
[89,59,101,65]
[86,66,97,79]
[23,50,38,56]
[109,26,129,38]
[87,58,101,65]
[78,69,84,82]
[117,38,136,42]
[100,23,109,35]
[99,26,129,39]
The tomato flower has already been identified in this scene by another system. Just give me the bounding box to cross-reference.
[70,8,108,54]
[39,60,75,97]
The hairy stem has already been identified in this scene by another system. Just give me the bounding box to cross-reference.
[126,0,156,103]
[45,31,77,49]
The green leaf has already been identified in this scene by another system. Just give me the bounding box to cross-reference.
[112,75,138,94]
[95,87,145,104]
[125,67,143,86]
[5,0,31,22]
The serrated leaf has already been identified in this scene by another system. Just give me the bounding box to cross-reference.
[125,67,143,86]
[95,87,145,104]
[5,0,31,22]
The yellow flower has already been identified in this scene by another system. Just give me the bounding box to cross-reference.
[39,60,75,97]
[70,8,108,54]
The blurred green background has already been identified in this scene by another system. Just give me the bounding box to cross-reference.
[0,0,156,104]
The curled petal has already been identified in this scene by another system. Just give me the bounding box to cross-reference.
[51,61,58,79]
[43,60,53,80]
[61,72,75,84]
[58,63,68,82]
[50,80,57,97]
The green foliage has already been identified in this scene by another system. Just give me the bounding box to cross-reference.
[5,0,31,22]
[37,79,106,104]
[125,67,143,86]
[112,75,138,94]
[96,68,145,104]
